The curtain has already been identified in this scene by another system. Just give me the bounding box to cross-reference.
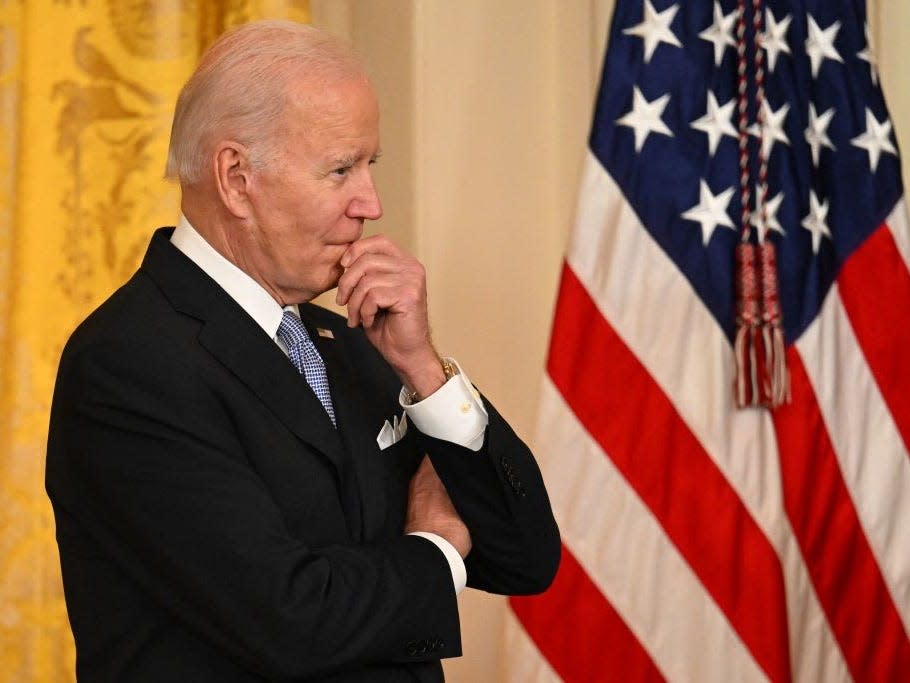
[0,2,308,680]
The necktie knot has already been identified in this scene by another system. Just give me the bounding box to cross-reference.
[277,311,336,426]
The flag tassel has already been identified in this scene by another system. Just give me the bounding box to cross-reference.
[734,241,790,409]
[734,243,763,408]
[759,240,790,406]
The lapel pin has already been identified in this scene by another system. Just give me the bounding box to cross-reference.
[317,328,335,339]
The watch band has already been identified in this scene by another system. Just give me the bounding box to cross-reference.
[406,357,459,404]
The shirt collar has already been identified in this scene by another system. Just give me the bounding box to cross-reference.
[170,215,299,339]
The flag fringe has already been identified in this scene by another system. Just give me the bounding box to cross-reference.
[734,242,790,408]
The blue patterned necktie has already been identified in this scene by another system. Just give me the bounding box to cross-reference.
[277,310,336,427]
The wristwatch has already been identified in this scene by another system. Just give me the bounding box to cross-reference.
[406,357,458,404]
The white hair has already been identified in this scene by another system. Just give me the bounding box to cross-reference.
[165,20,367,185]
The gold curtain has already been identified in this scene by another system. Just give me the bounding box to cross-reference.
[0,2,309,680]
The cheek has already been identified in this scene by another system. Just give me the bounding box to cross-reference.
[315,199,348,227]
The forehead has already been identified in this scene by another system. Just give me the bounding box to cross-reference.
[286,74,379,133]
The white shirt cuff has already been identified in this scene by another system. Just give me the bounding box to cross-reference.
[408,531,467,594]
[399,359,488,451]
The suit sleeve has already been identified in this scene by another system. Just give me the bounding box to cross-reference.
[415,396,561,595]
[46,337,461,680]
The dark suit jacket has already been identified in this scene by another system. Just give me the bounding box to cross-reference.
[46,228,560,682]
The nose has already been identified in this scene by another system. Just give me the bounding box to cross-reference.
[349,170,383,221]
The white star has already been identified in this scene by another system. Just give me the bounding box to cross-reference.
[616,86,673,152]
[691,91,737,156]
[857,22,879,85]
[623,0,682,63]
[805,103,836,167]
[699,2,737,66]
[851,107,897,172]
[805,15,843,78]
[801,190,832,254]
[750,189,786,243]
[748,99,790,159]
[760,9,792,72]
[681,180,736,246]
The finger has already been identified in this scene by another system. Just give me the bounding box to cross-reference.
[359,297,379,329]
[344,271,407,327]
[336,265,364,311]
[354,276,426,329]
[340,233,403,269]
[336,252,402,306]
[356,286,397,329]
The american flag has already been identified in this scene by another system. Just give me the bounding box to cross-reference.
[506,1,910,680]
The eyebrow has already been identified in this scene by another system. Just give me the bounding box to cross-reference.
[330,150,383,167]
[330,155,357,168]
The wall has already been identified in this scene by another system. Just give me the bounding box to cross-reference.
[311,1,909,680]
[312,1,604,679]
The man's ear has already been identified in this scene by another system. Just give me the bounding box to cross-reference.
[213,141,253,218]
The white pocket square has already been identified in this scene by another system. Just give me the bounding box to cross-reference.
[377,412,408,451]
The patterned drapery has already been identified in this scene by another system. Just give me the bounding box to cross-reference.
[0,2,308,680]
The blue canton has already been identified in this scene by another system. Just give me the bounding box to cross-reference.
[593,0,903,343]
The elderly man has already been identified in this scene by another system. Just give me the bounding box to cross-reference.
[46,19,559,682]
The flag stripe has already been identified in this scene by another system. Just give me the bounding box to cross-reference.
[510,546,664,683]
[533,377,768,683]
[773,349,910,681]
[837,222,910,456]
[502,607,560,682]
[888,200,910,272]
[549,264,791,683]
[797,278,910,632]
[566,154,852,681]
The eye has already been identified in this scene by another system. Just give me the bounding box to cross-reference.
[333,166,351,177]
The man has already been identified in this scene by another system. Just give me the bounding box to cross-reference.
[46,19,560,682]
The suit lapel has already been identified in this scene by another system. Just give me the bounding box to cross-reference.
[197,305,346,473]
[303,314,391,542]
[141,229,347,479]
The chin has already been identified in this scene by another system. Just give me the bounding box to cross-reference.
[318,268,343,296]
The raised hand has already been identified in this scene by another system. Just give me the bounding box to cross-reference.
[336,235,445,398]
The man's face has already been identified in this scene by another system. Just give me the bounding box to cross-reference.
[240,75,383,304]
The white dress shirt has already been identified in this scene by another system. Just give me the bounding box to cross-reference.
[170,215,486,593]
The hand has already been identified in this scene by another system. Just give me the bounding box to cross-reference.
[405,456,472,559]
[336,235,445,397]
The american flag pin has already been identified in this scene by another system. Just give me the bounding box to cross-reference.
[317,328,335,339]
